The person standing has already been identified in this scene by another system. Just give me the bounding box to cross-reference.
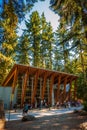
[23,102,29,116]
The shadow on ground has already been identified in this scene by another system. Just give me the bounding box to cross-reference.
[5,112,87,130]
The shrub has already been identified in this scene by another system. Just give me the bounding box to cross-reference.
[83,101,87,111]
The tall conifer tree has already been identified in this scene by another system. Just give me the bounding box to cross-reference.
[40,13,54,69]
[40,12,49,68]
[25,11,41,67]
[46,22,54,69]
[0,0,18,84]
[55,24,70,72]
[16,32,30,65]
[50,0,87,102]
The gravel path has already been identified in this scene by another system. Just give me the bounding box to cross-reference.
[5,112,87,130]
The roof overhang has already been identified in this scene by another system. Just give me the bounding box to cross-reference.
[2,64,78,87]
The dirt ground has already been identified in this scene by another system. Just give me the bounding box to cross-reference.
[4,112,87,130]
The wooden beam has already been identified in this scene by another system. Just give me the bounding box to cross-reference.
[68,79,73,101]
[10,67,18,109]
[40,78,43,98]
[60,75,67,83]
[63,76,68,102]
[41,72,48,100]
[12,67,18,94]
[74,79,77,100]
[56,75,61,102]
[21,70,29,107]
[3,70,15,86]
[31,71,39,104]
[49,74,55,104]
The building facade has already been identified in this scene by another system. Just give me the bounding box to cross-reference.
[2,64,78,108]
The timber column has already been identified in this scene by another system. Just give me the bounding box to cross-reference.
[41,72,48,100]
[49,74,55,105]
[74,79,77,100]
[31,71,39,105]
[63,76,68,103]
[68,79,73,101]
[21,70,29,107]
[56,75,61,102]
[11,67,18,109]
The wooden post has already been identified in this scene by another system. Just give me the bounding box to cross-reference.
[31,71,39,104]
[69,79,72,101]
[10,67,18,109]
[47,79,50,104]
[0,100,5,130]
[21,70,29,107]
[40,78,42,98]
[41,72,48,100]
[49,74,55,105]
[31,77,34,104]
[12,67,18,94]
[63,77,68,102]
[56,75,61,102]
[74,79,77,100]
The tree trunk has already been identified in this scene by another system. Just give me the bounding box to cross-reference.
[0,100,5,130]
[79,44,86,83]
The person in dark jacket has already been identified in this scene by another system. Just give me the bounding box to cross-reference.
[23,102,29,116]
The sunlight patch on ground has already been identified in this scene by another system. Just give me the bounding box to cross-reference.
[5,106,83,121]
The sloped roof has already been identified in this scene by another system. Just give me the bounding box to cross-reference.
[2,64,78,87]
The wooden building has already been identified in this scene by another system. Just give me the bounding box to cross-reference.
[2,64,78,108]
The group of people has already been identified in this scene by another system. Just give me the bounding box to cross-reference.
[13,99,81,116]
[55,100,81,109]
